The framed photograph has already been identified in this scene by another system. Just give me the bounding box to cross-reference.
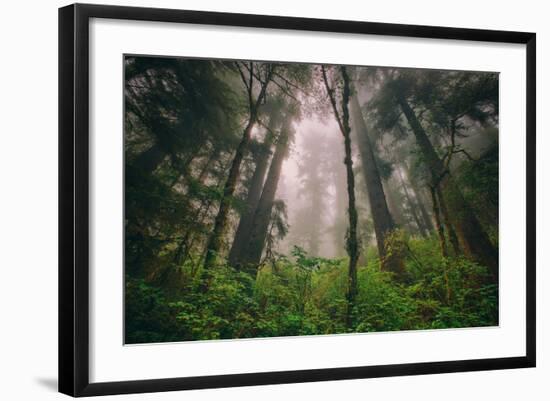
[59,3,536,397]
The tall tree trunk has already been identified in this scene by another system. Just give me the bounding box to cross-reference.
[342,110,359,325]
[398,97,498,282]
[430,186,448,258]
[203,64,273,272]
[332,162,348,257]
[322,66,359,327]
[409,177,434,233]
[396,166,427,237]
[203,119,256,270]
[228,142,272,266]
[383,180,407,228]
[342,108,359,325]
[228,105,284,266]
[239,121,291,270]
[307,190,322,256]
[350,94,402,274]
[436,185,461,255]
[429,185,451,303]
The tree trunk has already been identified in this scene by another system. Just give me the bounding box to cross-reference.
[398,97,498,282]
[343,128,359,326]
[228,142,272,266]
[203,118,257,270]
[409,177,434,233]
[306,199,321,256]
[350,94,402,274]
[396,166,427,237]
[228,104,285,266]
[321,66,360,327]
[383,180,407,228]
[202,65,273,273]
[436,185,461,255]
[239,121,291,270]
[332,162,348,257]
[430,186,448,258]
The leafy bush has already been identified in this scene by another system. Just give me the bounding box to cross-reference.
[125,237,498,343]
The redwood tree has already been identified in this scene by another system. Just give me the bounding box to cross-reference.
[350,92,403,274]
[203,62,274,270]
[322,65,359,325]
[239,117,293,270]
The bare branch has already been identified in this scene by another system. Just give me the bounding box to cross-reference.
[321,65,345,134]
[272,71,312,97]
[268,77,299,102]
[236,62,251,105]
[248,62,254,100]
[452,148,477,162]
[252,65,275,113]
[247,66,298,102]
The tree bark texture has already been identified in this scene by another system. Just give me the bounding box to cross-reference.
[239,120,291,270]
[350,93,403,275]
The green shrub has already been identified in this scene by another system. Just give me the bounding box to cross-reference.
[125,238,498,343]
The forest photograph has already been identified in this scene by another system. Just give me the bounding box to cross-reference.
[124,55,499,344]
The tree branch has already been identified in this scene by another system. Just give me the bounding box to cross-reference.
[236,62,252,106]
[272,71,312,97]
[321,65,345,134]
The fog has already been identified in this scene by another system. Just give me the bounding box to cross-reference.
[275,117,343,257]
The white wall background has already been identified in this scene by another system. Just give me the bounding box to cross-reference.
[0,0,546,399]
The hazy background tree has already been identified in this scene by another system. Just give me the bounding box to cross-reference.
[290,129,331,256]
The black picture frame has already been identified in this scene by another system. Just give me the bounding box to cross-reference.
[59,3,536,397]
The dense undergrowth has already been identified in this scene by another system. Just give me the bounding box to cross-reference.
[125,236,497,344]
